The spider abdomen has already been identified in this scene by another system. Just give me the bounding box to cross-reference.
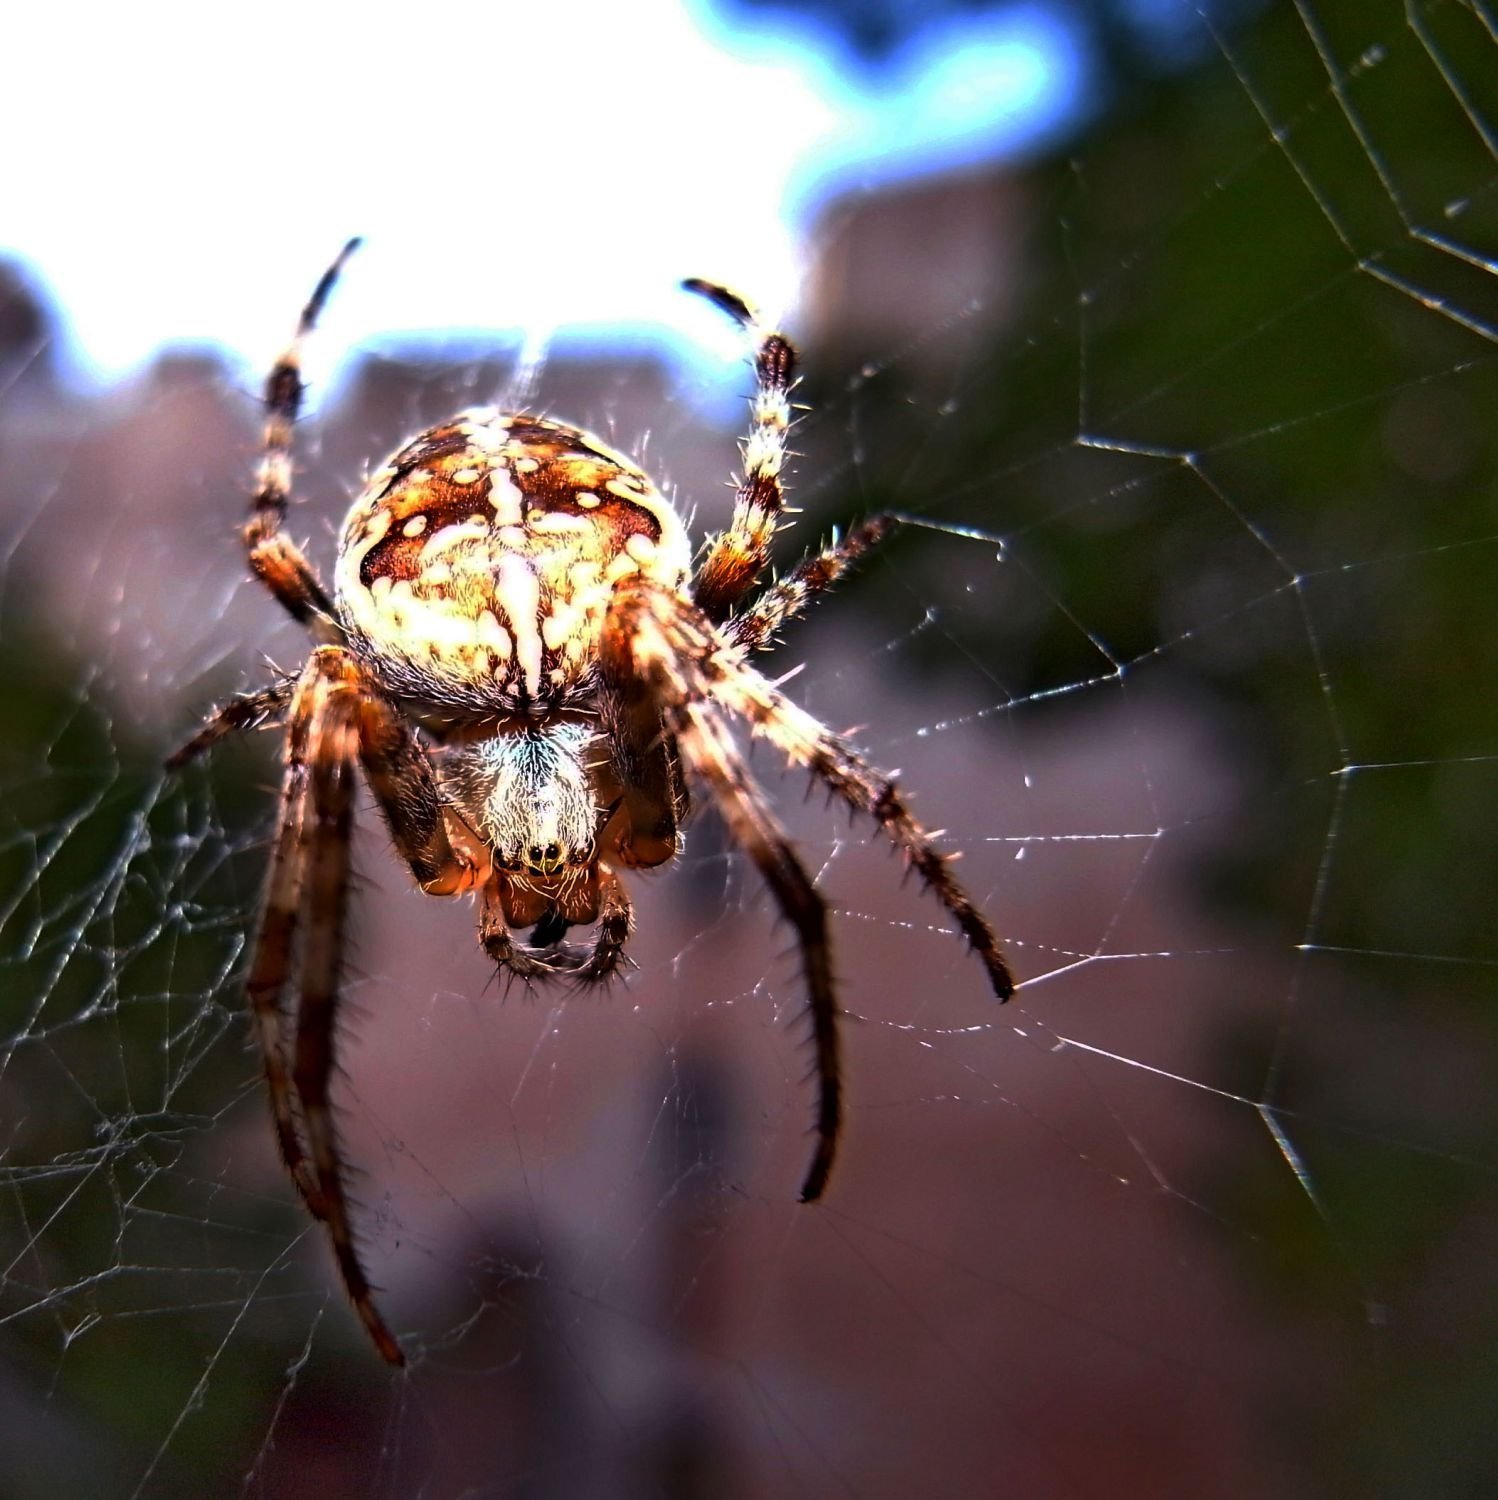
[335,410,691,713]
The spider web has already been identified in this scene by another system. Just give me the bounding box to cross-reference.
[3,2,1497,1495]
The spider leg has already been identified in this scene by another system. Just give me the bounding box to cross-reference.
[251,646,464,1367]
[602,586,841,1200]
[478,863,630,984]
[684,279,798,623]
[284,656,405,1367]
[595,683,687,871]
[233,651,402,1363]
[479,882,571,982]
[243,238,360,637]
[570,865,634,985]
[709,646,1015,1002]
[351,683,476,898]
[166,680,296,768]
[727,514,900,654]
[673,689,840,1200]
[243,673,324,1219]
[614,584,1015,1000]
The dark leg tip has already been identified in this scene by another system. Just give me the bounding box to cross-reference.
[798,1148,834,1204]
[682,277,756,329]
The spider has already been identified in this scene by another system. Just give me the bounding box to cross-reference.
[171,240,1016,1365]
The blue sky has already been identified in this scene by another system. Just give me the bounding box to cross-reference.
[3,0,1080,391]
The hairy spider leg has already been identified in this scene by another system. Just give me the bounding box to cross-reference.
[480,889,559,980]
[253,649,405,1365]
[727,513,901,654]
[595,681,690,874]
[244,679,324,1220]
[572,865,634,983]
[702,629,1016,1002]
[602,583,842,1200]
[680,699,841,1200]
[292,667,407,1365]
[166,680,296,768]
[483,863,638,986]
[248,646,489,1366]
[685,279,800,622]
[244,237,361,635]
[607,582,1015,1196]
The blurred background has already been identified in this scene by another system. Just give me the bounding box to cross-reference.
[2,0,1497,1495]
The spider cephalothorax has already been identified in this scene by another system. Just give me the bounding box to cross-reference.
[173,241,1016,1365]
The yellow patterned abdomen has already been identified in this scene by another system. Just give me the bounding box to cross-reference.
[335,411,691,715]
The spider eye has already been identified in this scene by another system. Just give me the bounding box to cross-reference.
[524,842,570,876]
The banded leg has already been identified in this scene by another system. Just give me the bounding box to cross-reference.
[685,279,798,622]
[291,670,405,1366]
[728,514,900,654]
[244,673,324,1218]
[244,238,360,635]
[251,649,404,1364]
[169,649,472,895]
[614,584,1015,1003]
[602,588,841,1201]
[166,680,295,768]
[709,652,1014,1002]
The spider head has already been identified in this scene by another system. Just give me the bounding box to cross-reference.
[519,839,583,879]
[444,723,598,882]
